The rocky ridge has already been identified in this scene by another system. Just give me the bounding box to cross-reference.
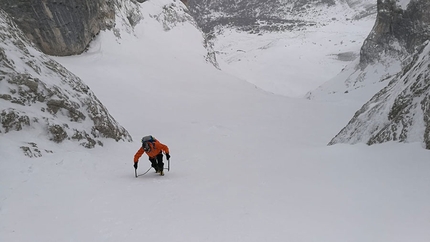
[188,0,376,34]
[0,9,132,157]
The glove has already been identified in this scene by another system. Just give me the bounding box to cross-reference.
[133,162,138,169]
[166,153,170,160]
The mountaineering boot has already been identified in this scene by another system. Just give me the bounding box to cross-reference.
[159,164,164,176]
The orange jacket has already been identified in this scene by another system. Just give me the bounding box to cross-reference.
[134,140,169,162]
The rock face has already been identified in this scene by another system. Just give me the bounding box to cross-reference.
[0,0,115,56]
[187,0,375,33]
[328,0,430,149]
[360,0,430,68]
[0,9,132,155]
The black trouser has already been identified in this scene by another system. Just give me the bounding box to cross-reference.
[149,152,164,171]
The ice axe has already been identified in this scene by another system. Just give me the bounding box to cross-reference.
[134,166,152,177]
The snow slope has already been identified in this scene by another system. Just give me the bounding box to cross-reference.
[213,18,375,97]
[1,1,429,242]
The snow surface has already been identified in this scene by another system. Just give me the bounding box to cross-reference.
[1,1,430,242]
[213,17,375,97]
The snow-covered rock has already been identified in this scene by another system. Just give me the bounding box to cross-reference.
[329,41,430,148]
[0,9,131,156]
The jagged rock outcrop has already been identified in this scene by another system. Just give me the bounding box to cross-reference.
[0,0,115,56]
[154,0,196,31]
[328,0,430,149]
[0,9,132,155]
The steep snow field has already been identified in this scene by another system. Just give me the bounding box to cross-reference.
[1,1,429,242]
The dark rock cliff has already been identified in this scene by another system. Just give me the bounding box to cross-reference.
[0,0,115,56]
[360,0,430,68]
